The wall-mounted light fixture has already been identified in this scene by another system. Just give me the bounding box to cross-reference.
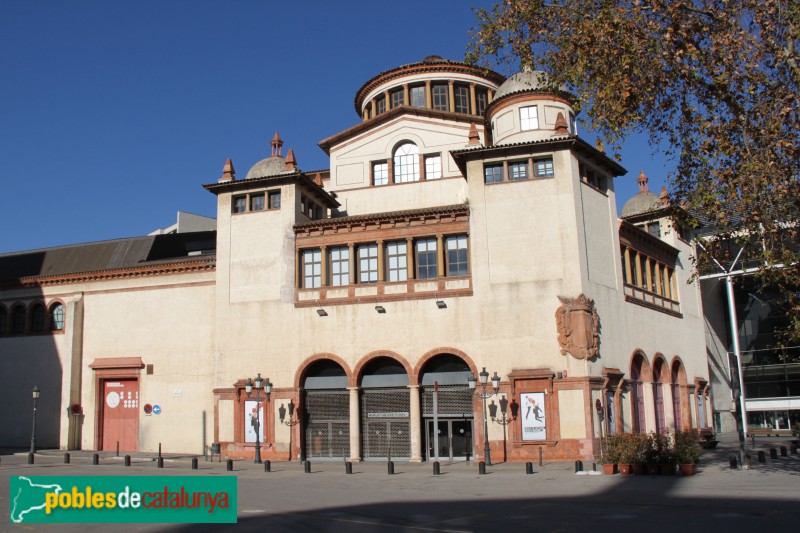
[316,309,328,317]
[375,305,386,314]
[436,300,447,309]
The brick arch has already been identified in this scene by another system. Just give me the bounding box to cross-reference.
[652,353,669,381]
[412,347,478,385]
[294,353,353,390]
[630,349,652,382]
[352,350,413,388]
[9,302,27,334]
[47,298,67,332]
[670,356,689,386]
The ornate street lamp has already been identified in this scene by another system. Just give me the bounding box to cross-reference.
[245,373,272,464]
[279,399,301,462]
[468,368,501,465]
[488,395,517,463]
[30,385,40,454]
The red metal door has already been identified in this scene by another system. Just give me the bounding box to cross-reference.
[102,380,139,451]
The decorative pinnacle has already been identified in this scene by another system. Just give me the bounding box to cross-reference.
[219,158,235,182]
[554,112,569,135]
[638,170,649,193]
[468,123,481,145]
[284,148,297,171]
[270,131,283,157]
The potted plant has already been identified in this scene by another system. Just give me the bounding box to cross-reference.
[617,433,640,476]
[699,429,719,449]
[600,434,621,475]
[674,430,700,476]
[643,433,660,475]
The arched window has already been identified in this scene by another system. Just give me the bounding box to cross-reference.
[30,304,45,332]
[0,306,6,335]
[50,302,65,331]
[671,362,683,430]
[653,360,666,433]
[631,356,646,433]
[11,305,26,334]
[393,143,420,183]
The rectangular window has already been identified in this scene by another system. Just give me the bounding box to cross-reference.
[533,157,554,177]
[410,86,425,108]
[268,191,281,209]
[432,84,448,111]
[329,246,350,287]
[302,249,322,289]
[373,161,388,186]
[446,235,468,277]
[520,105,539,130]
[476,88,488,115]
[385,241,408,282]
[425,155,442,180]
[358,244,378,284]
[390,89,404,108]
[233,195,247,214]
[484,164,503,184]
[250,193,265,211]
[569,111,577,135]
[454,85,470,114]
[509,161,529,181]
[416,238,438,279]
[375,96,386,115]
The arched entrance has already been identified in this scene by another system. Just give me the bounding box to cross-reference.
[671,360,687,430]
[360,357,410,460]
[302,359,349,460]
[653,358,666,433]
[631,354,647,433]
[419,354,473,461]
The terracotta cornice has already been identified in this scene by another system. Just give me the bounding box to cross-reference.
[353,60,505,113]
[319,106,485,154]
[203,170,339,208]
[89,357,145,370]
[294,204,469,236]
[2,257,216,289]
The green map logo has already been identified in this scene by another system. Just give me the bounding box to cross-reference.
[9,476,237,523]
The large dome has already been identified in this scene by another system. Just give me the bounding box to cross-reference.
[494,69,567,100]
[244,155,287,180]
[621,171,662,218]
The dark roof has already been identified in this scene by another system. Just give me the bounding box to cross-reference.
[0,232,216,282]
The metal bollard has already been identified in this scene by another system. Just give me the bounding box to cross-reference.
[575,460,583,473]
[526,462,534,475]
[479,461,486,475]
[729,455,738,469]
[157,457,164,468]
[116,441,119,458]
[226,459,233,471]
[124,455,131,467]
[539,447,543,466]
[745,453,752,468]
[387,461,394,475]
[304,461,311,473]
[264,460,271,472]
[92,453,99,465]
[770,448,778,459]
[791,443,797,454]
[192,458,198,470]
[758,451,766,463]
[781,446,787,457]
[64,453,70,464]
[433,461,440,475]
[345,461,352,475]
[28,453,34,465]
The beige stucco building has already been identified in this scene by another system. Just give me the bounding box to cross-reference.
[0,56,711,462]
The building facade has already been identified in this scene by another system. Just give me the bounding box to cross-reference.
[0,56,712,462]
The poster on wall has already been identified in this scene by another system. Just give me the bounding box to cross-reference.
[520,392,546,441]
[245,400,265,443]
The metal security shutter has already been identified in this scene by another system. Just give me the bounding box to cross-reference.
[421,384,473,417]
[361,388,410,459]
[304,390,349,460]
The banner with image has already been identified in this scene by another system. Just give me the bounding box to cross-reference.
[520,392,546,441]
[244,400,264,443]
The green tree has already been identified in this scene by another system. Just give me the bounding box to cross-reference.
[467,0,800,339]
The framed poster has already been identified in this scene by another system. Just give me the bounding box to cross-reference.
[244,400,265,443]
[520,392,546,441]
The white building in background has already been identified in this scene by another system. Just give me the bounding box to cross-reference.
[0,56,712,462]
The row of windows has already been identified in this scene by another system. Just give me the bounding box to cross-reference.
[300,235,469,289]
[0,302,65,336]
[621,246,677,301]
[372,143,442,186]
[233,190,281,214]
[484,157,554,184]
[368,82,490,119]
[300,195,325,220]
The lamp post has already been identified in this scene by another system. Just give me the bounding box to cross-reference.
[279,399,301,462]
[488,395,516,463]
[245,373,272,464]
[30,385,40,454]
[468,368,500,465]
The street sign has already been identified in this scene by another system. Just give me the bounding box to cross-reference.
[143,404,153,415]
[152,404,161,415]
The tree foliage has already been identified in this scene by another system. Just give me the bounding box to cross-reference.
[467,0,800,341]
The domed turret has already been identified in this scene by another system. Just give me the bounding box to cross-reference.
[244,132,294,180]
[621,171,661,218]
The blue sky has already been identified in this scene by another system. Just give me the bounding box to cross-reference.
[0,0,670,254]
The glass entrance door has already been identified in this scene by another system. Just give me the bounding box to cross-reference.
[426,419,472,461]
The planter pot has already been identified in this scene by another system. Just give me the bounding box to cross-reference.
[632,463,646,475]
[602,463,617,475]
[618,464,633,476]
[659,463,675,475]
[646,463,659,475]
[679,463,697,476]
[699,441,719,449]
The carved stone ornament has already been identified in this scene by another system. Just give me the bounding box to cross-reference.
[555,294,600,360]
